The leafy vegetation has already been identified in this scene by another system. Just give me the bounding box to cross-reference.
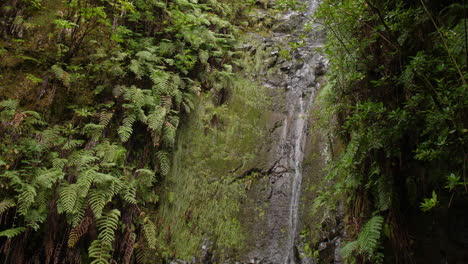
[312,0,467,263]
[0,0,266,262]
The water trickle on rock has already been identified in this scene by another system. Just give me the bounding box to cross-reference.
[247,0,326,263]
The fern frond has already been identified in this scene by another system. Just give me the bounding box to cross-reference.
[99,112,114,127]
[17,185,36,215]
[142,217,157,249]
[0,199,16,215]
[150,70,170,94]
[52,158,68,170]
[136,169,155,184]
[77,168,98,197]
[113,85,126,97]
[33,168,63,188]
[121,184,138,204]
[129,59,144,79]
[147,107,166,133]
[68,216,93,247]
[162,122,176,146]
[82,124,105,140]
[96,209,121,243]
[0,227,26,239]
[123,232,136,264]
[341,240,359,260]
[0,99,19,110]
[156,151,170,176]
[118,113,137,142]
[51,64,70,87]
[89,239,112,264]
[88,189,107,219]
[375,176,393,211]
[0,99,18,122]
[358,215,384,258]
[57,184,78,214]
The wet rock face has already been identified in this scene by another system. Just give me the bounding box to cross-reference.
[243,1,328,263]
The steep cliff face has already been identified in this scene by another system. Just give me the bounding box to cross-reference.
[161,1,338,263]
[238,1,333,263]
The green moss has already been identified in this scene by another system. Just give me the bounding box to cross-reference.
[157,70,268,260]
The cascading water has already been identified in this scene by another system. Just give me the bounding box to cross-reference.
[284,3,324,263]
[247,0,325,263]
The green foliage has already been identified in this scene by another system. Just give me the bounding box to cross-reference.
[341,216,384,263]
[0,227,27,239]
[0,0,262,260]
[314,0,467,261]
[88,209,121,264]
[420,191,438,212]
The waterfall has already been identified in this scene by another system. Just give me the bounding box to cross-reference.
[281,1,323,263]
[246,0,325,263]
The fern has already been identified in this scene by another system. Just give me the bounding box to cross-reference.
[77,168,98,197]
[136,169,155,184]
[123,232,136,264]
[0,199,16,215]
[142,216,157,249]
[147,107,166,133]
[89,239,112,264]
[121,184,138,204]
[156,151,170,176]
[0,227,26,239]
[51,64,70,87]
[118,113,137,142]
[17,185,37,216]
[82,124,105,140]
[57,184,78,214]
[88,189,108,219]
[69,216,92,247]
[0,99,18,122]
[162,122,176,146]
[358,216,384,258]
[97,209,120,242]
[89,209,121,264]
[33,168,64,188]
[150,70,171,94]
[341,215,384,261]
[99,112,113,127]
